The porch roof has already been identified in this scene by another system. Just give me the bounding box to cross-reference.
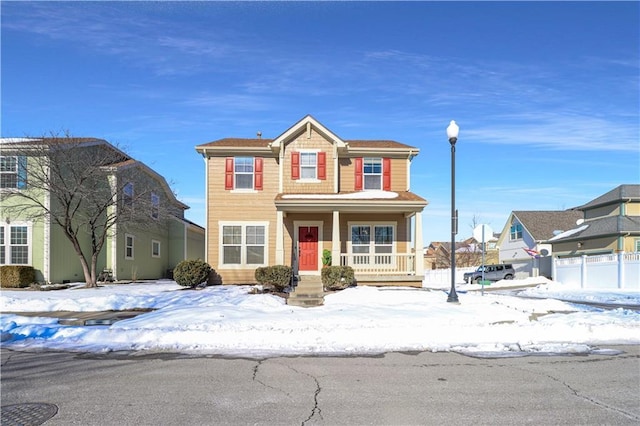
[275,190,427,213]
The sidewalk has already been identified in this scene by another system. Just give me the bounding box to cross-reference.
[2,310,150,326]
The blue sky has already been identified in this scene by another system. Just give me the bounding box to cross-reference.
[2,1,638,244]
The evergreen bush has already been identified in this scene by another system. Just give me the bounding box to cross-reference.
[254,265,292,292]
[321,265,354,291]
[173,259,212,288]
[0,265,35,288]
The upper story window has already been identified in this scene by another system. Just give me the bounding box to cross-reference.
[151,193,159,219]
[291,151,326,181]
[225,157,263,191]
[123,182,134,208]
[363,158,382,190]
[510,223,523,240]
[300,152,317,179]
[355,157,390,191]
[0,156,27,189]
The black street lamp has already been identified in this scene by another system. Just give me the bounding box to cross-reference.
[447,120,459,303]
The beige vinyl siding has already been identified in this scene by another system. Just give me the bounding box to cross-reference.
[206,155,278,283]
[339,157,408,192]
[282,128,335,194]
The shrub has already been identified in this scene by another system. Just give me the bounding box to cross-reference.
[321,265,354,291]
[322,249,332,267]
[173,259,213,288]
[0,265,36,288]
[255,265,292,292]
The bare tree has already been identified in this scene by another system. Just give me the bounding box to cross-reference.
[1,135,173,287]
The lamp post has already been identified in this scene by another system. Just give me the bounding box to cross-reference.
[447,120,459,303]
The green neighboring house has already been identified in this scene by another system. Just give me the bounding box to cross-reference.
[0,137,204,283]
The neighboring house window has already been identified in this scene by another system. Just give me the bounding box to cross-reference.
[225,157,263,190]
[510,224,523,240]
[220,223,267,266]
[635,238,640,252]
[125,234,134,259]
[354,157,390,191]
[151,193,159,219]
[123,182,134,208]
[350,224,394,265]
[0,223,31,265]
[291,151,326,181]
[0,156,27,189]
[151,240,161,258]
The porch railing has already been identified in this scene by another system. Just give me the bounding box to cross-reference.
[340,253,416,275]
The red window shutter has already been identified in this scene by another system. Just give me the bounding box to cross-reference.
[254,157,263,190]
[225,157,234,190]
[317,152,326,180]
[354,157,363,190]
[291,152,300,180]
[383,158,391,191]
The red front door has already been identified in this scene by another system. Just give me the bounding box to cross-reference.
[298,226,319,271]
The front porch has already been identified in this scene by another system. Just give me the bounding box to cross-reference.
[340,253,423,287]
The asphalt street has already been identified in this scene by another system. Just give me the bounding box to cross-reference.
[1,346,639,425]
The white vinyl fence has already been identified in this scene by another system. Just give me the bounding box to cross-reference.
[422,267,475,287]
[553,253,640,289]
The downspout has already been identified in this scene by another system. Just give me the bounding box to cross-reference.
[202,152,209,263]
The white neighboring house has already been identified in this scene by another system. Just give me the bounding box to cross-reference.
[496,210,583,278]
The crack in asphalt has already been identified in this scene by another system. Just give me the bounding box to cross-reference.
[513,363,640,422]
[251,360,292,398]
[285,365,322,426]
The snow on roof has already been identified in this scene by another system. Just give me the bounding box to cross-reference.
[548,224,589,241]
[282,191,399,200]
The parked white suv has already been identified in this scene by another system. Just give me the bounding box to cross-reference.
[464,264,515,283]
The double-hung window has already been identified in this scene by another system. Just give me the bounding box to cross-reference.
[0,156,27,189]
[234,157,254,189]
[151,240,161,258]
[125,234,134,259]
[300,152,317,179]
[291,151,326,181]
[355,157,390,191]
[510,224,523,240]
[0,223,31,265]
[221,223,267,266]
[225,157,263,190]
[350,223,394,266]
[363,158,382,190]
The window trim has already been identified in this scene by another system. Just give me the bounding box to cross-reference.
[363,157,383,190]
[218,221,269,269]
[151,239,161,258]
[0,222,32,266]
[125,233,135,260]
[0,155,27,190]
[298,150,318,181]
[347,222,396,266]
[510,223,523,241]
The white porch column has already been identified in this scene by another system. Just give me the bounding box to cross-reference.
[276,210,284,264]
[332,210,340,265]
[414,211,424,276]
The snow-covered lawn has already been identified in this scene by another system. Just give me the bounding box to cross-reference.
[1,279,639,358]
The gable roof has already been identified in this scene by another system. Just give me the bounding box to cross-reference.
[512,210,584,241]
[575,184,640,210]
[195,115,418,155]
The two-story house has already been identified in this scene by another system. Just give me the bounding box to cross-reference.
[548,184,640,255]
[195,115,427,287]
[1,137,205,284]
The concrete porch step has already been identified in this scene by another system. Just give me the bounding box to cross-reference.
[287,277,324,307]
